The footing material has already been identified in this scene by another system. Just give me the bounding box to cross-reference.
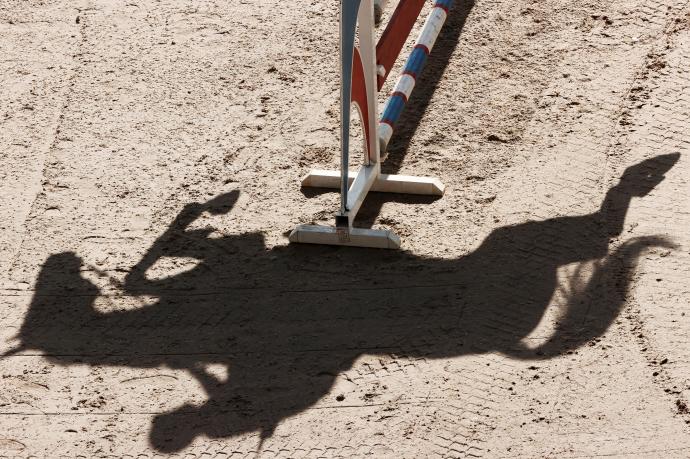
[289,225,401,249]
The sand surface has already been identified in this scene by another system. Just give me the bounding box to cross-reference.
[1,0,689,456]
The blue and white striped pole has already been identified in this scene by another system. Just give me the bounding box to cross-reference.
[378,0,454,156]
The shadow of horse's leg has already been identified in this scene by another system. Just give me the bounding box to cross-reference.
[506,236,676,359]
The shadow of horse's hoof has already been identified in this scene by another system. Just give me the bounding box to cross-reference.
[149,406,198,453]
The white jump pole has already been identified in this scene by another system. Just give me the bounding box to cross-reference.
[289,0,448,249]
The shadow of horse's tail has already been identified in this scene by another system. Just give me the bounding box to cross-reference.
[507,235,676,360]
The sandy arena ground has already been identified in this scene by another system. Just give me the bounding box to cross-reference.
[1,0,690,457]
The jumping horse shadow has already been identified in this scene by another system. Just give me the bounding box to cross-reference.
[5,153,680,452]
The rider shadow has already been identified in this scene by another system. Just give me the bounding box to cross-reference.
[7,153,680,452]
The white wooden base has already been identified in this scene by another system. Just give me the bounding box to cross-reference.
[292,169,444,249]
[301,169,445,196]
[289,225,401,249]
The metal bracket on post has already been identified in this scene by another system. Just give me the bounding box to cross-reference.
[335,214,351,243]
[289,0,447,250]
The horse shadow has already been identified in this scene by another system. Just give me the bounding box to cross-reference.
[6,153,680,452]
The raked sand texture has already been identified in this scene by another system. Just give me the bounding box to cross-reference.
[1,0,689,457]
